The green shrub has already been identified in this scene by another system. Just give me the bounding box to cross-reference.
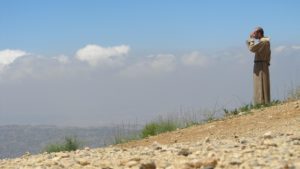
[44,136,81,153]
[141,120,178,138]
[224,100,281,116]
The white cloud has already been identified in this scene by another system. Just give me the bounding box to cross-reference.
[54,55,70,64]
[120,54,176,77]
[1,44,299,81]
[181,51,210,67]
[291,45,300,50]
[75,44,130,66]
[148,54,176,72]
[273,45,287,53]
[0,49,28,66]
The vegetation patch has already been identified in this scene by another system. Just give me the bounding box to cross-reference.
[141,120,179,138]
[44,136,81,153]
[223,100,281,116]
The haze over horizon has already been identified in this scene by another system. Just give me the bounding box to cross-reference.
[0,1,299,126]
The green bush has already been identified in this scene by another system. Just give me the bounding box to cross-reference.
[141,120,178,138]
[44,136,81,153]
[224,100,281,116]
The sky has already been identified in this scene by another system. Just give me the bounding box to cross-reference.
[0,1,299,126]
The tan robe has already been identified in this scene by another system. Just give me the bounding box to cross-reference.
[246,37,271,105]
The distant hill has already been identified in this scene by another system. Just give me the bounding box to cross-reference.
[0,125,139,159]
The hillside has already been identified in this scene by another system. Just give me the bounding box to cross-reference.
[0,100,299,169]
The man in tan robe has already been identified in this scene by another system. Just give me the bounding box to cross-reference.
[246,27,271,105]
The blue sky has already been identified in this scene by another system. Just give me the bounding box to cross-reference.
[0,1,299,126]
[1,0,300,56]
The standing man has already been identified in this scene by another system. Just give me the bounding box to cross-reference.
[246,27,271,105]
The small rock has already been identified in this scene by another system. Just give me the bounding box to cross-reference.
[207,152,216,158]
[283,163,295,169]
[126,160,138,167]
[189,159,203,168]
[205,137,210,143]
[263,131,273,139]
[239,163,252,169]
[34,167,45,169]
[57,153,69,158]
[203,166,215,169]
[140,162,156,169]
[52,156,61,162]
[202,159,218,169]
[229,158,242,165]
[293,140,300,145]
[240,145,246,150]
[129,157,141,162]
[293,162,300,168]
[77,159,90,166]
[206,145,214,151]
[165,165,175,169]
[151,141,162,150]
[289,136,300,141]
[240,139,248,144]
[263,140,278,147]
[178,148,192,156]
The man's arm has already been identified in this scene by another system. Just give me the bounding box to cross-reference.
[246,38,265,53]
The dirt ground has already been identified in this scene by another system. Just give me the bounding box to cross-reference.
[120,100,300,148]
